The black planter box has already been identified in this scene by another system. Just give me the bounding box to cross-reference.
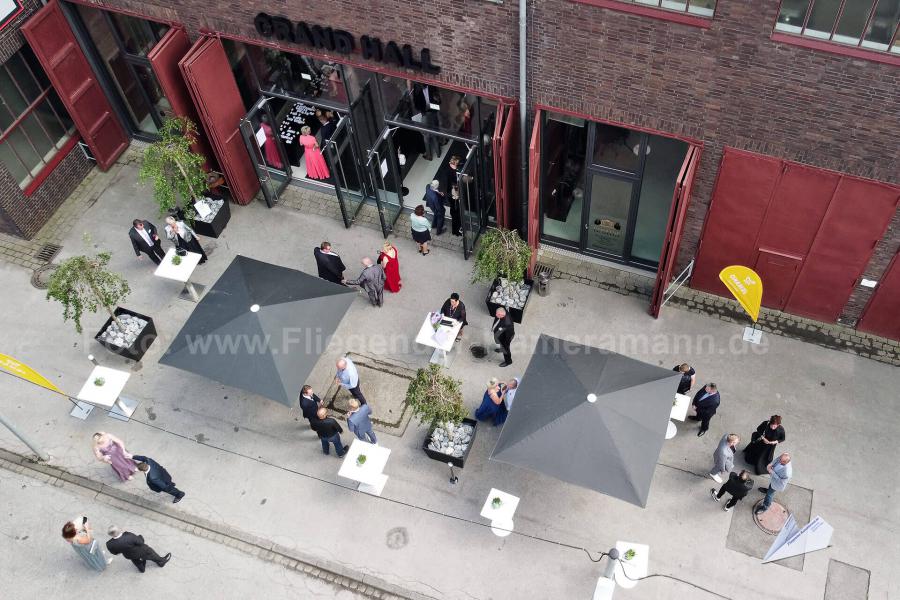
[95,307,157,362]
[191,198,231,239]
[485,277,533,324]
[422,418,478,468]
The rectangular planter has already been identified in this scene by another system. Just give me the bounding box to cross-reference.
[191,197,231,239]
[485,277,533,324]
[95,307,157,362]
[422,418,478,469]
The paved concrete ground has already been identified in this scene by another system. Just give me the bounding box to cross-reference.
[0,162,897,599]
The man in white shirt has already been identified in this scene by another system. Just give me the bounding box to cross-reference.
[504,377,520,411]
[129,219,165,264]
[335,356,367,404]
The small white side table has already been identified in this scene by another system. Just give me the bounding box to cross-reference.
[614,541,649,589]
[667,393,692,439]
[338,439,391,496]
[414,313,463,366]
[480,488,520,537]
[154,248,204,302]
[74,366,137,421]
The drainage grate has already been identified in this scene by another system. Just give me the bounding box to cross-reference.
[35,243,62,264]
[534,263,554,279]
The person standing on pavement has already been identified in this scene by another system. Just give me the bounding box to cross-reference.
[313,241,346,285]
[689,383,720,437]
[129,219,165,265]
[710,470,754,512]
[132,455,186,503]
[743,415,786,475]
[92,432,137,482]
[755,453,792,515]
[311,407,347,457]
[504,377,520,412]
[445,155,463,236]
[410,205,432,255]
[346,398,377,444]
[335,356,367,405]
[106,526,171,573]
[63,517,112,571]
[672,363,696,395]
[425,180,446,235]
[708,433,739,483]
[345,257,386,307]
[440,292,468,340]
[164,216,207,264]
[299,385,322,426]
[492,307,515,367]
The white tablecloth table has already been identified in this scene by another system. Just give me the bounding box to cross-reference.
[338,439,391,496]
[414,312,463,366]
[613,541,649,589]
[153,248,204,302]
[74,365,138,421]
[480,488,520,537]
[666,393,692,439]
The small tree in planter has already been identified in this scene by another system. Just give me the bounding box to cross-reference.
[471,227,532,284]
[46,251,130,334]
[138,116,207,224]
[406,363,467,426]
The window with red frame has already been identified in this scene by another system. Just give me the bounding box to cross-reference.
[776,0,900,55]
[610,0,717,17]
[0,45,76,189]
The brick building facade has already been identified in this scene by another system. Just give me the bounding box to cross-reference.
[3,0,899,338]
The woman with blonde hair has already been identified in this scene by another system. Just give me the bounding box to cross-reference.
[299,125,330,179]
[164,216,207,264]
[62,516,112,571]
[92,432,137,482]
[377,240,402,292]
[474,377,508,426]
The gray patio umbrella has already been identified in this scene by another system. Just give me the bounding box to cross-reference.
[490,334,682,507]
[160,255,356,407]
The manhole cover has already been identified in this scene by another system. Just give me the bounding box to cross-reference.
[753,499,790,535]
[30,264,58,290]
[470,344,487,359]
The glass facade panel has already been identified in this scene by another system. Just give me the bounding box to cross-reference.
[805,0,842,38]
[108,11,167,57]
[593,123,640,173]
[863,0,900,50]
[776,0,811,31]
[586,175,633,255]
[541,113,587,244]
[616,0,716,16]
[834,0,878,43]
[776,0,900,55]
[631,135,687,263]
[379,75,476,140]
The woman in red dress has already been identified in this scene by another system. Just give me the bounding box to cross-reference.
[378,241,402,293]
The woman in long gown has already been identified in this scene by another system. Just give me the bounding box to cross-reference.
[164,216,208,264]
[299,125,330,180]
[743,415,786,475]
[378,241,402,293]
[474,378,507,427]
[259,114,283,169]
[63,517,111,572]
[92,432,137,482]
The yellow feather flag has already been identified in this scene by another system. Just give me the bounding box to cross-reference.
[718,266,763,322]
[0,353,62,394]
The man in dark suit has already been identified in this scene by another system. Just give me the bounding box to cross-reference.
[690,383,720,437]
[132,454,185,503]
[425,181,446,235]
[313,241,346,284]
[440,292,468,340]
[492,307,515,368]
[298,385,322,425]
[129,219,165,264]
[106,526,171,573]
[310,407,347,457]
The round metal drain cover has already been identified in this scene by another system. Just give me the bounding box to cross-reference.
[31,264,58,290]
[470,344,487,359]
[752,499,790,535]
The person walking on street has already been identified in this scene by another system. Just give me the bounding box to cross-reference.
[92,432,137,482]
[378,241,402,293]
[672,363,696,395]
[132,455,186,503]
[106,526,171,573]
[708,433,739,483]
[346,257,386,307]
[335,356,367,405]
[743,415,786,475]
[755,453,792,515]
[347,398,377,444]
[313,241,346,284]
[311,407,347,457]
[299,385,322,425]
[129,219,165,265]
[689,383,720,437]
[492,307,515,368]
[710,470,754,512]
[63,517,112,571]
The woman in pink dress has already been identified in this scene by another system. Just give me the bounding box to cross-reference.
[92,432,137,482]
[299,125,330,180]
[259,114,282,169]
[378,240,402,293]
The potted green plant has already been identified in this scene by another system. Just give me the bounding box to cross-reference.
[356,454,367,467]
[46,250,156,361]
[472,227,534,323]
[171,254,182,266]
[491,496,503,509]
[139,116,230,238]
[409,364,478,468]
[93,377,106,387]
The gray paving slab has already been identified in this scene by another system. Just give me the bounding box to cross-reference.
[824,560,870,600]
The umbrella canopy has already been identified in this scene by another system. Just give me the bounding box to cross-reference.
[490,334,681,507]
[160,255,356,406]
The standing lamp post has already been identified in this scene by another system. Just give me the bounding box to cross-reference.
[448,461,458,484]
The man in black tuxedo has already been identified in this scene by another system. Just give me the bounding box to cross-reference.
[690,383,721,437]
[132,454,185,503]
[106,526,171,572]
[313,241,346,284]
[492,307,515,367]
[129,219,165,264]
[298,385,322,426]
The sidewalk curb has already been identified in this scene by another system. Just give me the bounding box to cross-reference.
[0,447,435,600]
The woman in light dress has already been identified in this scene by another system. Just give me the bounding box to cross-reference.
[92,432,137,482]
[62,517,112,572]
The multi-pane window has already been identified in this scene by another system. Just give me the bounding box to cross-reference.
[616,0,717,17]
[776,0,900,54]
[0,46,76,189]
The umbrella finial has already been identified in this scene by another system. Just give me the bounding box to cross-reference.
[587,393,598,403]
[250,304,260,313]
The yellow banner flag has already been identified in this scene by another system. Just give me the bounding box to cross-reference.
[0,353,62,394]
[719,266,763,322]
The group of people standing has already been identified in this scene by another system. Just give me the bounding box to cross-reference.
[412,154,466,253]
[129,216,208,266]
[313,240,401,307]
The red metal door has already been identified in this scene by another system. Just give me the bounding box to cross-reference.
[649,145,699,318]
[22,0,128,171]
[690,149,782,296]
[785,178,899,321]
[857,251,900,340]
[179,36,259,205]
[753,249,803,310]
[493,102,518,229]
[492,103,507,227]
[148,27,216,171]
[526,110,542,275]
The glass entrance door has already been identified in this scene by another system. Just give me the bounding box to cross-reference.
[458,146,481,258]
[239,97,290,207]
[366,129,403,236]
[324,116,366,227]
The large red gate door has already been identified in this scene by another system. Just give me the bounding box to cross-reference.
[22,0,128,170]
[179,36,259,205]
[858,252,900,341]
